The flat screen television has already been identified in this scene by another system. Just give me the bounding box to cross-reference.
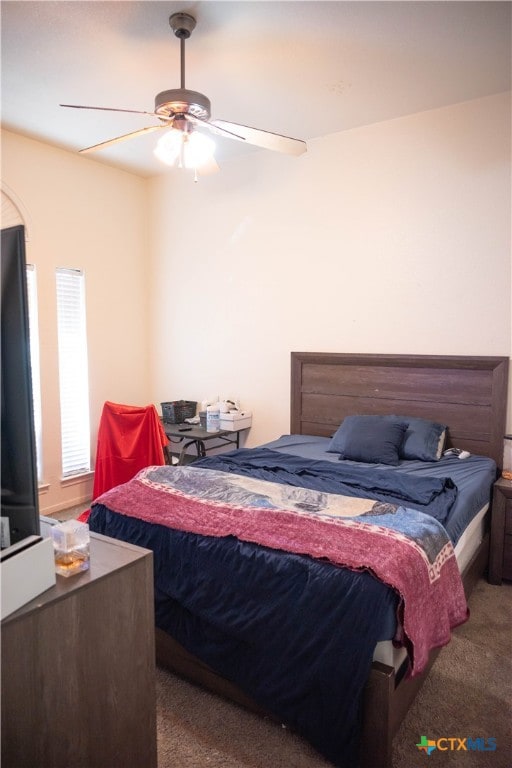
[1,225,40,548]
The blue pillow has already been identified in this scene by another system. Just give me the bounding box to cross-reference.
[389,415,446,461]
[327,415,408,466]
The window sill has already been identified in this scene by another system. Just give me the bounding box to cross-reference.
[60,471,94,488]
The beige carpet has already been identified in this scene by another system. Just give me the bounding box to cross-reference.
[156,578,511,768]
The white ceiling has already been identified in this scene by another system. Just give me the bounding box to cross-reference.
[1,1,510,178]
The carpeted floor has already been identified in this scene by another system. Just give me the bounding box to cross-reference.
[49,503,90,522]
[155,578,511,768]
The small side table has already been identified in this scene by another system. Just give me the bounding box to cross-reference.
[163,423,243,465]
[488,477,512,585]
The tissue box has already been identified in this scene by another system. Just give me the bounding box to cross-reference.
[219,411,252,431]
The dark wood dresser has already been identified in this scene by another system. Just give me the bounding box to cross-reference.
[1,531,157,768]
[489,477,512,585]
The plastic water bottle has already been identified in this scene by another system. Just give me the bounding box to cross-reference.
[206,404,220,432]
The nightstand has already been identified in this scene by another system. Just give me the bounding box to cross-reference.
[488,477,512,584]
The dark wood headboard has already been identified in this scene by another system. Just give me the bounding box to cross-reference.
[291,353,508,470]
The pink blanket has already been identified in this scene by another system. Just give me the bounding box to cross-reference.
[96,465,469,675]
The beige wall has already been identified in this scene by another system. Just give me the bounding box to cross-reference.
[148,93,511,447]
[1,91,510,512]
[1,130,150,514]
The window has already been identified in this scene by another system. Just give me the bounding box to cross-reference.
[55,268,91,477]
[26,264,43,482]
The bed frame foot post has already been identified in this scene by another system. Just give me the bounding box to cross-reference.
[360,662,394,768]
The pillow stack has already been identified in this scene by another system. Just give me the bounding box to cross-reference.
[327,415,446,465]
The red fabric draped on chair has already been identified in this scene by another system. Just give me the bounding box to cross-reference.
[78,401,168,523]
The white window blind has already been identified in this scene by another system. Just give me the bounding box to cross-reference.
[26,264,43,482]
[56,268,91,477]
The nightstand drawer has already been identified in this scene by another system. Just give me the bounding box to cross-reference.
[505,509,512,535]
[503,535,512,580]
[489,478,512,585]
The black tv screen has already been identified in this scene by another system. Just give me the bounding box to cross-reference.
[1,225,40,547]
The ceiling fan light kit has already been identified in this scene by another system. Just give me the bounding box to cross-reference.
[154,128,215,171]
[61,11,307,179]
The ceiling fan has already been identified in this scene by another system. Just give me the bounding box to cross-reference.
[61,12,307,175]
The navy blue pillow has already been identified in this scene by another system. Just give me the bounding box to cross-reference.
[389,415,446,461]
[327,415,408,466]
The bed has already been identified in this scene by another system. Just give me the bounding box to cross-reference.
[88,353,508,768]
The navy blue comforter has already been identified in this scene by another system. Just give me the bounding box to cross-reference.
[88,449,461,764]
[90,501,397,767]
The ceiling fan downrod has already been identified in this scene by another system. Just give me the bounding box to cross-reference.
[155,13,211,121]
[169,12,196,89]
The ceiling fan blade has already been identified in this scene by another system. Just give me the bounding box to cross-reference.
[79,124,167,154]
[211,120,307,156]
[61,104,172,121]
[185,114,245,141]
